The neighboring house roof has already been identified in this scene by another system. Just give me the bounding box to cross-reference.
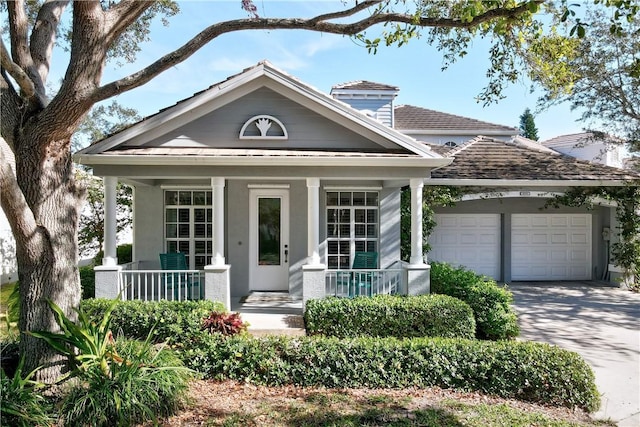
[427,136,640,184]
[331,81,399,91]
[394,105,518,135]
[76,61,447,168]
[541,132,599,148]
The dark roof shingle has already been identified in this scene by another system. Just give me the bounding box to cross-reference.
[395,105,518,133]
[429,137,640,181]
[332,81,399,91]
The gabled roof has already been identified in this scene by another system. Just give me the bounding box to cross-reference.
[394,105,518,135]
[331,81,399,92]
[76,61,445,166]
[426,136,640,184]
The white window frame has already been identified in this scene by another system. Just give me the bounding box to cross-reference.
[325,190,379,270]
[164,190,213,270]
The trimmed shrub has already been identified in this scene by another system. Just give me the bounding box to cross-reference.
[305,294,475,339]
[93,243,133,265]
[430,262,519,340]
[81,299,225,343]
[181,334,600,412]
[79,265,95,299]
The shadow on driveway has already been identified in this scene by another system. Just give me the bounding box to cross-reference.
[509,282,640,426]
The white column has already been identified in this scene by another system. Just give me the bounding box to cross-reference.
[307,178,321,265]
[211,177,226,266]
[410,178,425,266]
[103,176,118,266]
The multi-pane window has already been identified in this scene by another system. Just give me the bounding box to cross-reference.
[326,191,379,269]
[164,190,213,270]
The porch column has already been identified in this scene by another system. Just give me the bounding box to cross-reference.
[103,176,118,266]
[211,177,225,266]
[409,178,425,265]
[307,177,321,265]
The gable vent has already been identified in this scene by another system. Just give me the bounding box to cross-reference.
[239,115,288,140]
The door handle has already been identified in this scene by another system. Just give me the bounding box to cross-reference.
[284,245,289,263]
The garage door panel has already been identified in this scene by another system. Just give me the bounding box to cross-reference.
[429,214,500,280]
[571,216,589,227]
[460,234,478,244]
[551,234,568,244]
[571,234,588,244]
[511,214,591,281]
[532,234,548,244]
[532,217,550,227]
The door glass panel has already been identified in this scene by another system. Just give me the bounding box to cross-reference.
[258,197,281,265]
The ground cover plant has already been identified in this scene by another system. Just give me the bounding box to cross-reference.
[305,294,475,339]
[21,298,193,427]
[430,261,520,340]
[0,357,53,427]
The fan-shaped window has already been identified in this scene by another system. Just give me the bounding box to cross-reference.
[239,115,288,140]
[444,141,457,148]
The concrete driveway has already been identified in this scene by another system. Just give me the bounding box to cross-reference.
[509,282,640,426]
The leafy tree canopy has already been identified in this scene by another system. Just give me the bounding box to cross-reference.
[533,5,640,151]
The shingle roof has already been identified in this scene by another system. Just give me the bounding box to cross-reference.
[429,136,640,181]
[332,81,399,91]
[394,105,518,133]
[541,132,595,148]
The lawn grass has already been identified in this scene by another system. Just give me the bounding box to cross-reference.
[166,381,614,427]
[0,281,18,339]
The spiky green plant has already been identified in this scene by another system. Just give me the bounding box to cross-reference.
[28,298,120,378]
[59,336,192,427]
[1,358,54,426]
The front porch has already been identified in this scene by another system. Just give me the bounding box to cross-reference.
[94,172,434,311]
[95,257,430,311]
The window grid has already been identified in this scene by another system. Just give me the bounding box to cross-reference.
[326,191,379,270]
[164,190,213,270]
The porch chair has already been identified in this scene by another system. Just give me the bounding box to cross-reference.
[159,252,201,300]
[337,251,379,297]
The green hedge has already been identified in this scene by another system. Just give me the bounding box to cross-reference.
[79,265,95,299]
[430,262,519,340]
[93,244,133,266]
[304,294,475,339]
[80,299,225,343]
[181,335,600,412]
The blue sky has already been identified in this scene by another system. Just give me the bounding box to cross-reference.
[71,1,584,141]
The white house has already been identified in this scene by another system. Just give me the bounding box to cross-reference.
[70,61,640,306]
[542,132,631,169]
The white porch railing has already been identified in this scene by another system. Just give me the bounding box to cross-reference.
[119,270,204,301]
[325,264,405,297]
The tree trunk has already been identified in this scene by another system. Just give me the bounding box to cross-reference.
[15,121,82,383]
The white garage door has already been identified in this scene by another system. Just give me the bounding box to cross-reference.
[429,214,501,279]
[511,214,592,280]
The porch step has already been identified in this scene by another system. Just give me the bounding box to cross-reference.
[238,291,301,304]
[239,312,305,336]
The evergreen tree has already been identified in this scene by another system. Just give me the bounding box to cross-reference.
[519,108,539,141]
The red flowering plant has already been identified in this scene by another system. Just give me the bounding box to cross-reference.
[200,311,248,336]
